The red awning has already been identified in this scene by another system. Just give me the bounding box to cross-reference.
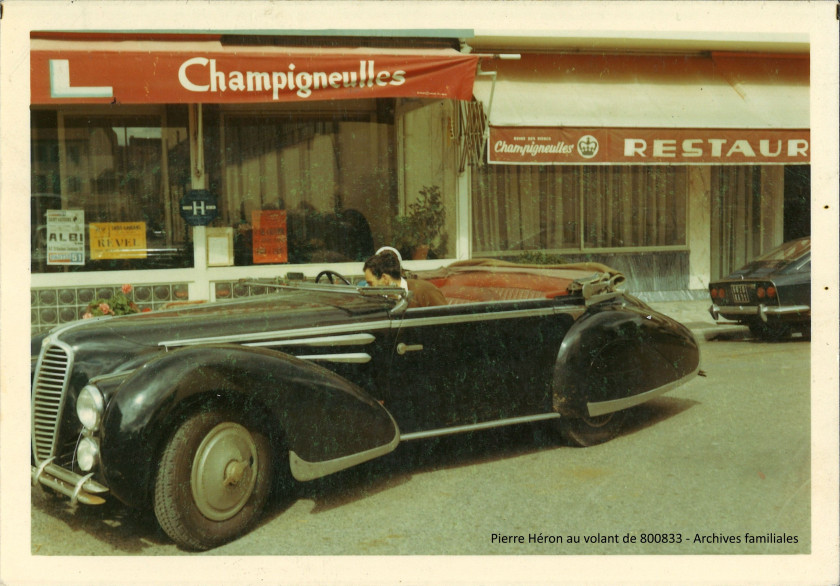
[474,53,810,165]
[31,38,479,105]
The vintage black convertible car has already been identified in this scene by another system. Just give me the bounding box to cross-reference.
[31,260,700,550]
[708,237,811,340]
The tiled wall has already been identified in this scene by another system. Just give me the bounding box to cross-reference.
[213,279,285,300]
[31,283,190,335]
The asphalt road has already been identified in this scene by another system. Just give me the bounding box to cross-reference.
[30,327,812,558]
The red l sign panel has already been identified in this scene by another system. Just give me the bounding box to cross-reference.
[49,59,113,99]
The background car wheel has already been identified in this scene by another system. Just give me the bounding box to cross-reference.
[748,319,791,341]
[557,409,627,448]
[154,410,273,550]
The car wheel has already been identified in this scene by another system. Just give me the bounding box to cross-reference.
[557,409,627,448]
[153,410,273,550]
[748,319,791,341]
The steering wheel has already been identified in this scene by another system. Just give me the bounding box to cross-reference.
[315,270,352,285]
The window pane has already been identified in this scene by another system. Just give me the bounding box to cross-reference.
[473,164,687,256]
[583,166,687,248]
[710,166,762,279]
[218,115,395,265]
[30,109,192,272]
[471,165,580,255]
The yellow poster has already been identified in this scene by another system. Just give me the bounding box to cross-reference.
[89,222,147,260]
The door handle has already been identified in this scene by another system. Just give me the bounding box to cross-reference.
[396,342,423,355]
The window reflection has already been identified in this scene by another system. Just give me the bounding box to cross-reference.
[30,110,192,272]
[217,115,390,265]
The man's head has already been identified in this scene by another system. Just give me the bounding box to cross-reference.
[363,250,402,287]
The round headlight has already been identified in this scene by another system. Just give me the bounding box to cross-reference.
[76,436,100,472]
[77,384,105,431]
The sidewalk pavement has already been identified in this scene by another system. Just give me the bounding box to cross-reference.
[645,298,746,340]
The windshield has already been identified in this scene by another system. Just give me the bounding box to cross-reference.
[754,238,810,263]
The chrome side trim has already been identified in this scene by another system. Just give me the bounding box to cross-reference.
[398,305,558,329]
[40,315,111,339]
[159,321,392,349]
[586,368,700,417]
[239,280,406,299]
[160,304,578,348]
[244,333,376,348]
[400,413,561,441]
[289,430,400,481]
[296,353,372,364]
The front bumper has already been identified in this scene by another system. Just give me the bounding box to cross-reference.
[32,458,109,505]
[709,303,811,323]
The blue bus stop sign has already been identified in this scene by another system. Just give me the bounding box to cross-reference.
[179,190,219,226]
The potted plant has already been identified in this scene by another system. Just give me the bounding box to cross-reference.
[392,185,447,260]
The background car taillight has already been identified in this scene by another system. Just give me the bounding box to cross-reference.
[710,287,726,301]
[757,284,777,300]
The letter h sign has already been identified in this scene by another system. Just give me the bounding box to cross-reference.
[179,190,219,226]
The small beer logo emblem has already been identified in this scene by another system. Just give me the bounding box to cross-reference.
[577,135,599,159]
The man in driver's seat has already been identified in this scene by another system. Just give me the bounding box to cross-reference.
[363,250,446,308]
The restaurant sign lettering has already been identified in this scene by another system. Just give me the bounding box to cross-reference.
[489,127,810,165]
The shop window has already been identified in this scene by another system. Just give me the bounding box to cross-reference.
[783,165,810,242]
[710,166,762,279]
[208,103,454,266]
[471,165,687,257]
[582,167,687,248]
[30,108,192,272]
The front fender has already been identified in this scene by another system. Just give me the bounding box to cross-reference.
[100,345,398,507]
[553,300,699,418]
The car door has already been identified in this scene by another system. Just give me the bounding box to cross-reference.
[384,299,573,433]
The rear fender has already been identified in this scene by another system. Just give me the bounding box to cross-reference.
[101,345,398,507]
[553,301,699,418]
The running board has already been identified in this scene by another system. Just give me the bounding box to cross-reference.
[400,413,561,442]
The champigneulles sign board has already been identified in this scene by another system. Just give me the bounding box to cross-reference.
[489,127,810,165]
[30,46,479,104]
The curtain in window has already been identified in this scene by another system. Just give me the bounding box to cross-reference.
[710,166,762,279]
[220,117,394,264]
[471,165,579,254]
[584,166,687,248]
[471,165,687,255]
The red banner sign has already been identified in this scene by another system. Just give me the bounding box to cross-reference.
[489,127,810,165]
[252,210,288,264]
[31,48,478,105]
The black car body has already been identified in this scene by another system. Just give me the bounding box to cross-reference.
[708,237,811,339]
[31,260,700,550]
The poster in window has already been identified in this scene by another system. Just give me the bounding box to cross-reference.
[46,209,85,265]
[252,210,288,264]
[89,222,147,260]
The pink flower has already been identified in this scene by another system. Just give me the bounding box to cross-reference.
[121,284,133,294]
[83,312,93,319]
[99,303,112,315]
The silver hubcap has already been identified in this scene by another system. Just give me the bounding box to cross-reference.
[191,422,259,521]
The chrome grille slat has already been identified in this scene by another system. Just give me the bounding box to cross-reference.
[31,341,73,464]
[729,284,752,304]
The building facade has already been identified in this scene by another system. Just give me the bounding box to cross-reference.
[30,31,809,332]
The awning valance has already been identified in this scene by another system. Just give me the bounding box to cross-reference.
[31,39,479,105]
[474,53,810,164]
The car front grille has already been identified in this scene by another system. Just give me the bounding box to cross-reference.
[32,341,73,464]
[729,284,752,304]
